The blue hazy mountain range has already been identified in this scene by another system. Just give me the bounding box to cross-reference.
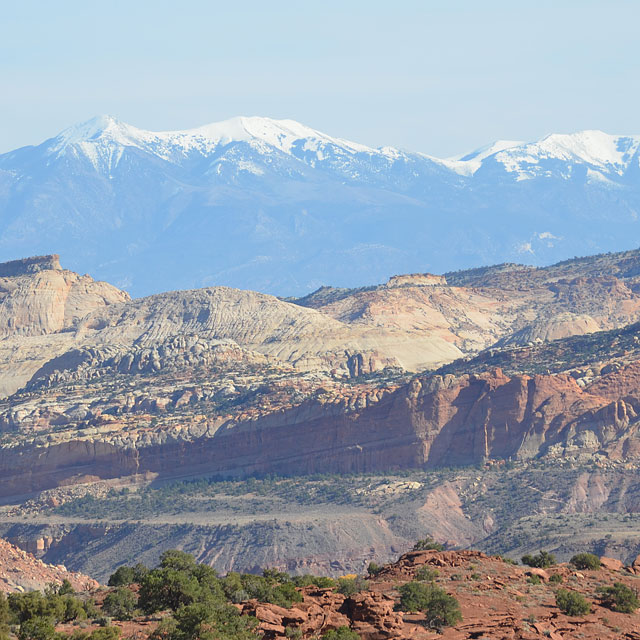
[0,115,639,296]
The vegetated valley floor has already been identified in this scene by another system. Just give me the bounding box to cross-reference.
[3,460,640,582]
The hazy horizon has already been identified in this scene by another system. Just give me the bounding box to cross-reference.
[2,0,639,157]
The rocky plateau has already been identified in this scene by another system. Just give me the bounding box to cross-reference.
[4,251,640,578]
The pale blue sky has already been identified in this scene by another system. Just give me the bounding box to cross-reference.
[2,0,639,157]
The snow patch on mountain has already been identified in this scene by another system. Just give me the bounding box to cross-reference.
[493,130,640,180]
[48,115,384,173]
[46,116,640,184]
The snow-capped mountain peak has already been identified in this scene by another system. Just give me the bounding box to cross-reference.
[2,116,640,298]
[490,129,640,180]
[532,130,640,169]
[51,115,146,150]
[37,115,640,183]
[46,115,378,171]
[191,116,374,155]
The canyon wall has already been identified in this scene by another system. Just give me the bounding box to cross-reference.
[2,365,639,498]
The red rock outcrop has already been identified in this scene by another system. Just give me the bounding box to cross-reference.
[236,549,640,639]
[0,536,98,593]
[3,362,640,496]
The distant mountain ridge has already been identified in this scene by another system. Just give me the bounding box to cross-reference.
[1,116,639,296]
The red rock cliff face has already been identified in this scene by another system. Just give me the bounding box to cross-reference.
[2,366,640,496]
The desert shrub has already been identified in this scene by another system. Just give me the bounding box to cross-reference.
[285,626,303,640]
[7,591,88,625]
[170,602,257,640]
[263,569,290,584]
[61,597,87,623]
[521,551,556,568]
[159,550,198,573]
[337,577,369,597]
[224,573,301,608]
[49,580,74,596]
[497,556,518,565]
[17,617,57,640]
[321,627,360,640]
[397,582,462,628]
[555,589,590,616]
[415,567,439,582]
[270,582,303,608]
[398,581,432,612]
[367,563,382,577]
[102,588,137,621]
[527,575,541,585]
[423,588,462,630]
[598,582,640,613]
[549,574,563,584]
[412,537,444,552]
[131,563,149,583]
[0,593,9,627]
[147,617,178,640]
[291,575,334,589]
[136,552,226,614]
[309,577,335,589]
[107,566,135,587]
[399,582,462,629]
[570,553,600,571]
[138,568,202,613]
[8,592,51,624]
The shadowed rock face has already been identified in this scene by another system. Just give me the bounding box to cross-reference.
[2,364,640,497]
[0,255,61,277]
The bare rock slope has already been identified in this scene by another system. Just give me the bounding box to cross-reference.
[0,536,98,593]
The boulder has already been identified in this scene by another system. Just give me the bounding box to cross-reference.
[254,604,288,626]
[525,568,550,581]
[600,556,623,572]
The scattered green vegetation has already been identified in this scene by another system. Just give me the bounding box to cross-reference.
[320,627,360,640]
[436,320,640,379]
[549,574,563,584]
[0,593,9,640]
[555,589,591,616]
[598,582,640,613]
[101,588,137,621]
[336,577,369,597]
[107,564,148,587]
[52,472,430,520]
[412,536,444,552]
[570,553,601,571]
[521,551,556,568]
[397,582,462,630]
[415,567,439,582]
[5,583,104,640]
